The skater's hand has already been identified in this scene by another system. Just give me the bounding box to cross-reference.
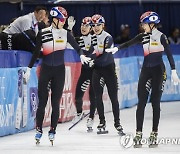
[105,47,119,54]
[171,69,180,85]
[23,67,31,84]
[67,16,76,31]
[89,60,94,67]
[80,55,91,65]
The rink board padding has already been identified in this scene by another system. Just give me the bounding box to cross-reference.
[0,46,180,136]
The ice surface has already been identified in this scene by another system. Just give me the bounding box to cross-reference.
[0,101,180,154]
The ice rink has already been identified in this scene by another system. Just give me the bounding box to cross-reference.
[0,101,180,154]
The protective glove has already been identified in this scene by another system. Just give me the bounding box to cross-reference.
[23,67,31,84]
[171,69,180,85]
[105,47,119,54]
[67,16,76,31]
[80,55,91,65]
[89,60,94,67]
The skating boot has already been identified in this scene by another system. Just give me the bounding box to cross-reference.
[72,112,84,124]
[48,128,56,146]
[86,117,94,132]
[114,123,125,136]
[133,131,143,148]
[35,127,42,145]
[148,131,158,148]
[97,120,108,134]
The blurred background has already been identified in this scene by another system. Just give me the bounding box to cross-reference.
[0,0,180,40]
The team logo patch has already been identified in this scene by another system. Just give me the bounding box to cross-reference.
[50,10,58,17]
[85,46,90,50]
[151,42,158,46]
[149,15,158,22]
[98,45,104,48]
[56,39,64,43]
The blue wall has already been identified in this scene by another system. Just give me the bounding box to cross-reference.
[0,45,180,136]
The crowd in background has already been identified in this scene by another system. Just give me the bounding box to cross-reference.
[0,7,180,46]
[1,23,180,45]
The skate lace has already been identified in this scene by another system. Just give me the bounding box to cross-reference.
[149,132,158,139]
[135,132,142,138]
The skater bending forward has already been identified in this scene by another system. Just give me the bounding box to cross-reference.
[106,11,180,147]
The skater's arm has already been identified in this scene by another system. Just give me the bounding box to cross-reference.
[28,32,42,68]
[104,35,113,50]
[105,33,147,54]
[161,34,175,70]
[67,31,84,55]
[118,33,145,50]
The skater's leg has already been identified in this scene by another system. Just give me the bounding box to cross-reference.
[45,65,65,145]
[50,65,65,130]
[89,81,97,119]
[92,69,105,122]
[102,64,125,135]
[73,68,93,123]
[151,64,166,132]
[36,64,52,130]
[75,68,93,113]
[35,64,52,143]
[136,68,151,132]
[103,64,120,124]
[86,83,96,132]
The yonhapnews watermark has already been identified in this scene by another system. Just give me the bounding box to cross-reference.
[119,133,180,148]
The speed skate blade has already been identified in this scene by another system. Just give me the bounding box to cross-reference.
[87,127,93,133]
[149,144,158,148]
[35,139,40,145]
[97,130,109,134]
[134,144,142,148]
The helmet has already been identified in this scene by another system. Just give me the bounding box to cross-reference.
[50,6,68,21]
[140,11,160,24]
[82,17,92,25]
[91,14,105,24]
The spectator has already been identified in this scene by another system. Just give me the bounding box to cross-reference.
[38,11,50,31]
[0,25,8,32]
[114,24,131,44]
[168,28,180,44]
[138,23,144,33]
[3,6,47,35]
[0,29,36,52]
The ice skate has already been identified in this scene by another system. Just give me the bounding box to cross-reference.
[72,112,84,124]
[133,131,142,148]
[35,128,42,145]
[86,117,94,132]
[97,120,108,134]
[69,112,90,130]
[48,129,56,146]
[148,131,158,148]
[114,123,125,136]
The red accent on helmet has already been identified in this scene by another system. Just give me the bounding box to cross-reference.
[140,11,152,22]
[82,17,92,25]
[57,6,68,18]
[91,14,105,24]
